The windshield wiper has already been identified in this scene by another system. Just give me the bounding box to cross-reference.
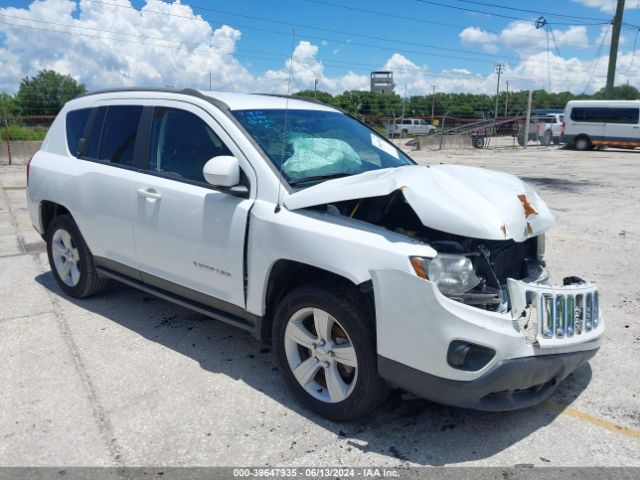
[288,172,354,186]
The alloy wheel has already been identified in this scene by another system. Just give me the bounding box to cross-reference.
[283,307,358,403]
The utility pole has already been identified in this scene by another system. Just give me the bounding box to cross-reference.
[606,0,626,96]
[494,63,504,120]
[494,63,504,134]
[522,90,533,149]
[314,78,318,99]
[504,80,510,117]
[209,72,212,91]
[430,85,436,122]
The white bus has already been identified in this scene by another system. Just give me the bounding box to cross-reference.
[562,100,640,150]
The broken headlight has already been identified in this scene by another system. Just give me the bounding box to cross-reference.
[411,254,481,295]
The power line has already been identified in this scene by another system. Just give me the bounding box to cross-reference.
[0,0,626,93]
[583,24,611,93]
[305,0,606,46]
[0,18,542,84]
[413,0,609,25]
[75,0,521,61]
[448,0,611,22]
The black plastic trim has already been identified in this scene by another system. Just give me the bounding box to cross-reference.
[378,347,599,412]
[94,257,262,337]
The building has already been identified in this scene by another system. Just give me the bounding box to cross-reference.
[370,71,394,94]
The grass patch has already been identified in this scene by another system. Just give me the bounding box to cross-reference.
[2,123,49,141]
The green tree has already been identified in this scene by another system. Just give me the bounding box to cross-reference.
[16,70,86,116]
[293,90,335,105]
[593,84,640,100]
[0,92,21,116]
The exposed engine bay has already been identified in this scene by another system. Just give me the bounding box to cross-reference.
[319,190,545,312]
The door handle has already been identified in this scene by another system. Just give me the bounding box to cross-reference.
[137,188,162,200]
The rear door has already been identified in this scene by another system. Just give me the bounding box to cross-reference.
[604,107,640,144]
[69,104,148,272]
[132,102,254,311]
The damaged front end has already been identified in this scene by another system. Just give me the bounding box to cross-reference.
[284,164,603,354]
[284,164,603,410]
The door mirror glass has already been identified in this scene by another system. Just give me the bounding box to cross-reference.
[203,155,240,187]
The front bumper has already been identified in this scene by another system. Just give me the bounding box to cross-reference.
[371,269,603,409]
[378,346,598,411]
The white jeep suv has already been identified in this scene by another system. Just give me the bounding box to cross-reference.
[27,89,603,420]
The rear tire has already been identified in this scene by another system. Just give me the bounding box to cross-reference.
[541,130,552,146]
[273,282,389,421]
[574,135,592,151]
[46,214,108,298]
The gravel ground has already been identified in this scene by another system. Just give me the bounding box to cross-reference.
[0,141,639,468]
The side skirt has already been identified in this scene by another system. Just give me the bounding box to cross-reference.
[95,265,262,338]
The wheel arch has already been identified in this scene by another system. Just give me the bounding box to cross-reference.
[40,200,72,236]
[260,259,374,342]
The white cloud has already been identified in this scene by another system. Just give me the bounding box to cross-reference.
[459,22,589,57]
[572,0,640,13]
[501,22,589,55]
[0,0,635,98]
[459,27,499,53]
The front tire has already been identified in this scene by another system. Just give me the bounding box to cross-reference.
[46,215,108,298]
[273,283,389,421]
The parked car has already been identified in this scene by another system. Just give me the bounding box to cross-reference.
[385,118,436,137]
[562,100,640,150]
[518,114,563,146]
[27,89,603,421]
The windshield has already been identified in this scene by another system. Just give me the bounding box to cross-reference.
[232,109,414,185]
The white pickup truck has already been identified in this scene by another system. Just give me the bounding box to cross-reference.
[26,89,602,421]
[385,118,436,138]
[519,114,564,146]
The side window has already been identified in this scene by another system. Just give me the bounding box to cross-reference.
[570,108,586,122]
[96,106,143,165]
[401,119,412,125]
[148,108,232,183]
[607,108,639,124]
[65,108,91,157]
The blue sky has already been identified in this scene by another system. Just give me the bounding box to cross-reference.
[1,0,639,94]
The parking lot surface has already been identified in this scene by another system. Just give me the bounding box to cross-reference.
[1,143,639,467]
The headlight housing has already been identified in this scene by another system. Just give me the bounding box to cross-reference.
[411,254,481,295]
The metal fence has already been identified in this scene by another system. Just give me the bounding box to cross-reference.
[1,115,53,165]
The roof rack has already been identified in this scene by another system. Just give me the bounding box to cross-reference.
[73,87,230,110]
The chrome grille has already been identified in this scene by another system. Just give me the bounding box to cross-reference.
[508,279,601,347]
[538,291,599,339]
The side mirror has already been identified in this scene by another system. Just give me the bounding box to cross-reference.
[203,156,240,187]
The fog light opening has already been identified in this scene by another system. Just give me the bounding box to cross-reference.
[447,341,495,371]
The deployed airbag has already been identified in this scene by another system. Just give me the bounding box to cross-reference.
[282,135,363,180]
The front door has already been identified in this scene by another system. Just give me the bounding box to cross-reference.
[133,104,253,310]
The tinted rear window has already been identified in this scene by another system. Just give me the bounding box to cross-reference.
[95,106,143,165]
[65,108,91,157]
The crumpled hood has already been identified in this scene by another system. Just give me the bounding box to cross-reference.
[283,164,555,242]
